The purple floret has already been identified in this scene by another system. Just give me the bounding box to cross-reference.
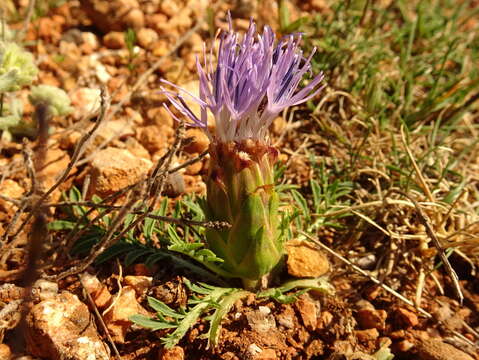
[161,14,324,143]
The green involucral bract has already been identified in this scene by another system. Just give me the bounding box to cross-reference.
[0,42,38,92]
[205,140,284,285]
[29,85,73,116]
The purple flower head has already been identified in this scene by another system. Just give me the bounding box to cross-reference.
[161,14,324,143]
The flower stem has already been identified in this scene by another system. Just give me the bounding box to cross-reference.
[242,278,260,291]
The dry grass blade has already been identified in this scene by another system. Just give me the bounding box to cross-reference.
[389,189,463,305]
[299,230,432,318]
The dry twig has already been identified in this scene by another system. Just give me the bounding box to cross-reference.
[299,230,432,318]
[80,274,121,359]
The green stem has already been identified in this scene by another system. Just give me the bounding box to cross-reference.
[242,278,260,291]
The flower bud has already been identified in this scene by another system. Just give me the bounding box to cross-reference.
[204,140,284,286]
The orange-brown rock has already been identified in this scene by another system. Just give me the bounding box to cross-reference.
[103,286,150,343]
[356,308,387,330]
[0,179,24,213]
[80,272,112,309]
[123,275,152,298]
[158,346,184,360]
[37,147,71,201]
[136,28,158,49]
[295,295,318,331]
[25,292,110,360]
[137,125,168,154]
[417,338,474,360]
[286,239,330,278]
[103,31,125,49]
[88,147,152,196]
[0,344,12,360]
[183,128,210,154]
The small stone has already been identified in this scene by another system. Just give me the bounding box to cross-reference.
[147,13,168,33]
[184,154,203,175]
[356,308,387,330]
[158,346,184,360]
[183,128,210,154]
[397,339,414,352]
[136,28,158,49]
[255,348,277,360]
[25,292,110,360]
[31,279,58,302]
[125,107,144,125]
[305,339,324,357]
[417,339,474,360]
[286,239,330,278]
[37,16,62,42]
[108,78,129,102]
[138,125,168,154]
[365,285,382,300]
[246,309,276,333]
[271,116,287,135]
[185,33,204,53]
[94,61,111,83]
[80,32,99,53]
[159,0,180,17]
[0,344,12,360]
[248,344,262,357]
[96,119,135,143]
[38,148,71,201]
[82,0,144,31]
[295,295,317,331]
[395,308,419,328]
[317,311,334,329]
[355,254,377,270]
[103,286,150,343]
[163,172,186,197]
[355,328,379,343]
[146,106,174,128]
[95,286,114,310]
[124,8,145,29]
[0,179,24,212]
[104,31,125,49]
[125,137,151,159]
[152,39,170,57]
[258,306,271,315]
[70,87,101,120]
[59,132,82,153]
[80,273,112,309]
[89,147,152,196]
[123,275,152,298]
[168,7,193,30]
[58,42,81,73]
[182,174,205,195]
[277,306,295,329]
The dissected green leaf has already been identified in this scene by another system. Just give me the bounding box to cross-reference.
[129,314,177,331]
